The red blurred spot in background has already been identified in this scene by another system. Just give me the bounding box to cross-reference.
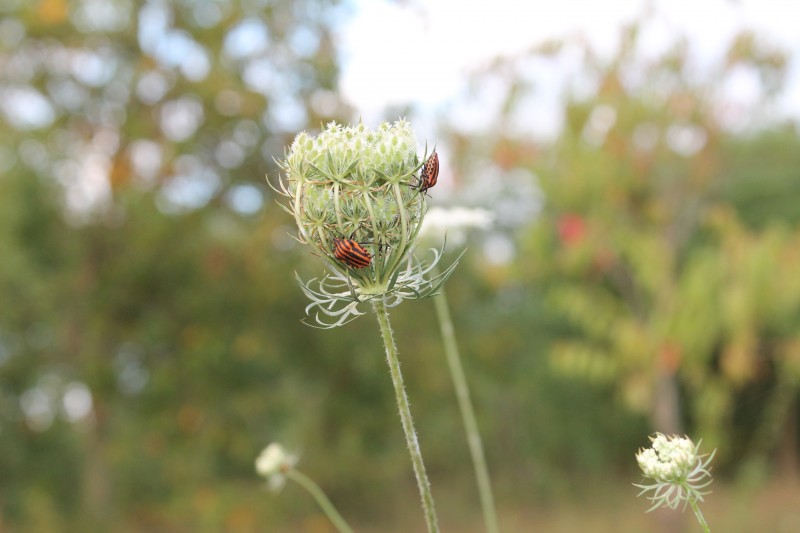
[557,214,586,245]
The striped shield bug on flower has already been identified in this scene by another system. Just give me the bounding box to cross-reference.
[414,150,439,195]
[332,237,373,269]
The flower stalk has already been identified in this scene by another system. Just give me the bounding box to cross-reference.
[433,288,499,533]
[373,298,439,533]
[688,494,710,533]
[286,469,355,533]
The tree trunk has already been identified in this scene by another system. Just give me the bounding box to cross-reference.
[651,370,686,533]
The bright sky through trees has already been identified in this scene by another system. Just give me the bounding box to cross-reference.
[339,0,800,136]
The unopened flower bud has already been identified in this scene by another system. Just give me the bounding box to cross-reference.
[272,120,461,328]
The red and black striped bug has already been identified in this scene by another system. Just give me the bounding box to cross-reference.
[414,150,439,195]
[332,237,373,269]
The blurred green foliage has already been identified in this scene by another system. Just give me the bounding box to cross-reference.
[1,2,799,531]
[442,22,800,488]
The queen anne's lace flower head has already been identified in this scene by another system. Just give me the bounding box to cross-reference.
[255,443,298,491]
[635,433,715,512]
[272,120,461,328]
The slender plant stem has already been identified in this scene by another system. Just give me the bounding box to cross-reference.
[688,494,710,533]
[287,469,355,533]
[433,289,500,533]
[372,299,440,533]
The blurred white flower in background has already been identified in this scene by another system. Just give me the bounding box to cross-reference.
[255,443,298,491]
[419,206,494,247]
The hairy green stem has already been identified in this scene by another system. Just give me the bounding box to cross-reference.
[372,299,439,533]
[433,289,500,533]
[688,493,710,533]
[287,469,354,533]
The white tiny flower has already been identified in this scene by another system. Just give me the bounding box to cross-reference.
[256,443,298,491]
[635,433,715,512]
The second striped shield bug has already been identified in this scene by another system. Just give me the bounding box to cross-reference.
[413,150,439,195]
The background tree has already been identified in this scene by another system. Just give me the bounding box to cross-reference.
[0,0,355,529]
[438,22,800,480]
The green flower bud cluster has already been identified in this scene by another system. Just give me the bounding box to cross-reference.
[282,120,425,280]
[272,120,460,328]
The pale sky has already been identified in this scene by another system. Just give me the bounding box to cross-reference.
[339,0,800,136]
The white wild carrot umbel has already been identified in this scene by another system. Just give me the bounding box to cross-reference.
[272,120,463,532]
[635,433,716,533]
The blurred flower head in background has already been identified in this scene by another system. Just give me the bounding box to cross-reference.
[635,433,715,511]
[419,206,494,247]
[256,443,298,491]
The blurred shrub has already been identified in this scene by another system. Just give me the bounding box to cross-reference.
[439,20,800,479]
